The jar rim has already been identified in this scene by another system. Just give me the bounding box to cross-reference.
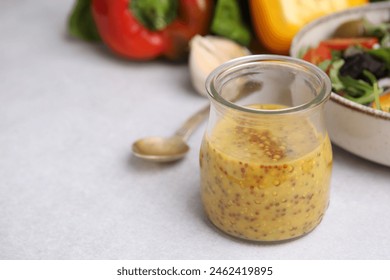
[205,54,332,115]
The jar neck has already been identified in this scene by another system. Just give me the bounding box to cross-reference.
[206,55,331,118]
[209,99,325,127]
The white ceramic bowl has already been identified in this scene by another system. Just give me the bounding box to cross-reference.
[290,1,390,167]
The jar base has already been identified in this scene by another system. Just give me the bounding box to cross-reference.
[204,213,325,244]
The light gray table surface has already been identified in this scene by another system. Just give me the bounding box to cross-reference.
[1,0,390,260]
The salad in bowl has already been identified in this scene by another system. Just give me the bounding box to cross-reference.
[299,17,390,112]
[290,1,390,167]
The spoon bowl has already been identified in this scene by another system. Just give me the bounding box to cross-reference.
[132,136,190,162]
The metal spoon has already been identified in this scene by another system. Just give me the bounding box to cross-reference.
[132,104,209,162]
[132,81,261,162]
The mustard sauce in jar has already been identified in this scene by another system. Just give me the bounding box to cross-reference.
[200,104,332,241]
[201,55,333,242]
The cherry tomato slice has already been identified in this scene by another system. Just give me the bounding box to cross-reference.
[302,43,332,65]
[320,37,379,50]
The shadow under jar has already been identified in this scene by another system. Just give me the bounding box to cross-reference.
[200,55,333,242]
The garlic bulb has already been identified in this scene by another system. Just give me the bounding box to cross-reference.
[189,35,251,96]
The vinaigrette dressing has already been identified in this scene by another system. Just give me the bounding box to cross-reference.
[200,104,332,241]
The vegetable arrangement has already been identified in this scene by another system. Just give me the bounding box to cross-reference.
[68,0,386,97]
[69,0,372,58]
[68,0,252,61]
[301,18,390,113]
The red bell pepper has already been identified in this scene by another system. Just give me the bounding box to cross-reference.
[92,0,213,60]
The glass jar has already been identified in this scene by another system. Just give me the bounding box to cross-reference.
[200,55,333,242]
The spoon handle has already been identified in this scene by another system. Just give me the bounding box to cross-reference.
[174,104,210,141]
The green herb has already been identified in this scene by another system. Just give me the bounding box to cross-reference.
[68,0,101,42]
[330,50,342,60]
[211,0,251,46]
[131,0,178,31]
[380,31,390,47]
[329,59,345,92]
[364,18,389,34]
[367,47,390,68]
[363,70,382,110]
[363,19,390,47]
[341,71,382,105]
[318,59,332,72]
[340,75,373,97]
